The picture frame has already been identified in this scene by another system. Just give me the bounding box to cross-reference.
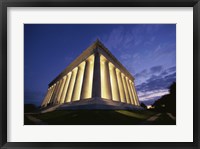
[0,0,199,148]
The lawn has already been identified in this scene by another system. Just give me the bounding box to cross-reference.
[24,109,164,125]
[149,113,176,125]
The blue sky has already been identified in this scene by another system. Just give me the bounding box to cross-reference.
[24,24,176,106]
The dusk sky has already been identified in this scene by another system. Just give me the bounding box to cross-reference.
[24,24,176,106]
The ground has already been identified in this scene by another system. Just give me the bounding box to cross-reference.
[24,110,176,125]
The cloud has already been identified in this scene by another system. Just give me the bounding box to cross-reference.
[120,54,132,60]
[135,66,176,82]
[135,69,148,79]
[160,70,167,76]
[97,25,175,76]
[150,65,163,73]
[134,65,164,83]
[167,66,176,73]
[138,89,169,102]
[153,43,176,58]
[135,66,176,104]
[160,66,176,77]
[136,72,176,92]
[99,26,142,53]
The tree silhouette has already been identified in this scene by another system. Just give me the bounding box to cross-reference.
[140,102,147,109]
[152,82,176,116]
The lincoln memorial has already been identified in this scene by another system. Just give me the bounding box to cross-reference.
[41,40,140,110]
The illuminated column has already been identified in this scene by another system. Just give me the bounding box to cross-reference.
[46,85,56,105]
[129,81,137,105]
[60,72,72,103]
[57,80,65,103]
[92,51,101,98]
[57,76,67,103]
[121,74,130,104]
[100,56,112,100]
[65,67,78,102]
[51,83,59,104]
[49,85,55,104]
[45,89,51,105]
[109,63,120,101]
[72,62,86,101]
[41,88,51,106]
[116,69,126,103]
[54,80,63,104]
[81,55,94,99]
[127,79,134,105]
[126,77,134,105]
[129,80,136,105]
[53,82,60,104]
[47,85,55,104]
[45,87,54,106]
[132,82,140,106]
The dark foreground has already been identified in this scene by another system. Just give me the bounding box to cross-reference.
[24,110,176,125]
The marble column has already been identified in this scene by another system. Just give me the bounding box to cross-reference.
[121,74,130,104]
[80,55,94,99]
[129,81,137,105]
[45,87,54,106]
[109,63,120,101]
[126,77,134,105]
[46,85,56,106]
[132,82,140,106]
[65,67,78,102]
[72,62,86,101]
[47,85,55,104]
[60,72,72,104]
[41,88,51,106]
[57,76,67,103]
[51,83,60,104]
[100,55,112,100]
[116,69,126,103]
[54,80,63,104]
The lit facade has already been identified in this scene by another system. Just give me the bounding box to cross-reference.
[41,40,140,109]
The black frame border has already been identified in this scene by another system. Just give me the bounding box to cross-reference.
[0,0,199,149]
